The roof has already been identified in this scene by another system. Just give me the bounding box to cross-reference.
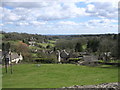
[0,51,21,60]
[11,53,19,60]
[83,55,98,62]
[79,52,89,55]
[60,50,69,58]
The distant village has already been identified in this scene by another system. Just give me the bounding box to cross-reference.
[0,32,119,66]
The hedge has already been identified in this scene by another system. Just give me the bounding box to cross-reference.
[34,58,55,63]
[68,58,82,63]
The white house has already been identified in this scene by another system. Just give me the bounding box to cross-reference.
[0,50,23,64]
[8,52,23,64]
[28,41,36,46]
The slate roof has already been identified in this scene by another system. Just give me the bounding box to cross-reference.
[60,50,69,58]
[0,50,20,60]
[11,53,19,60]
[83,55,98,62]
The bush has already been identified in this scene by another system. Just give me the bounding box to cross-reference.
[34,58,56,64]
[68,58,81,64]
[61,60,68,64]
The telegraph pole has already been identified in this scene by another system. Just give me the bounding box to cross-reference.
[3,42,10,74]
[5,56,7,74]
[2,43,7,73]
[9,49,13,74]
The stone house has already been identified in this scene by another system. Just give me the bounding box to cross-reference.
[56,50,69,63]
[0,50,23,64]
[78,55,99,66]
[8,52,23,64]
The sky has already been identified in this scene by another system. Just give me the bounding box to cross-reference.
[0,0,119,35]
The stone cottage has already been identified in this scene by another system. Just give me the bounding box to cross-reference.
[0,50,23,64]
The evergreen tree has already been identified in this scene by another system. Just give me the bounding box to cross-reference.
[75,42,83,52]
[87,39,99,52]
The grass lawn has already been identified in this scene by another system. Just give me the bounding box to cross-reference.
[2,64,118,88]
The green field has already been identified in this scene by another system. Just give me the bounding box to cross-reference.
[2,64,118,88]
[37,43,55,48]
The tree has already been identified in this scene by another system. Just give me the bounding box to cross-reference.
[75,42,83,52]
[99,38,118,59]
[22,39,29,45]
[87,39,99,52]
[46,45,50,49]
[53,47,56,51]
[14,41,32,62]
[2,42,10,52]
[55,39,74,49]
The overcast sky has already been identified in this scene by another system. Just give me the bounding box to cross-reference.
[0,0,118,35]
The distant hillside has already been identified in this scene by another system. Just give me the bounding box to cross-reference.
[2,32,48,43]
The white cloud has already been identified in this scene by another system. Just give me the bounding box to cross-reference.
[84,19,118,28]
[57,19,117,30]
[1,0,84,8]
[33,2,86,20]
[2,1,86,22]
[30,21,46,26]
[2,19,118,34]
[58,21,79,25]
[6,13,21,21]
[0,7,3,18]
[86,4,95,13]
[16,21,29,26]
[5,22,13,25]
[87,19,117,24]
[1,0,84,2]
[1,0,118,34]
[2,2,50,8]
[0,23,4,26]
[85,2,118,18]
[85,0,119,8]
[2,8,21,21]
[1,0,118,20]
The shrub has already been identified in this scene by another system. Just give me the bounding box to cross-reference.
[34,58,55,64]
[68,58,81,64]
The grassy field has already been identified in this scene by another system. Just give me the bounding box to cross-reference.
[37,43,55,48]
[2,64,118,88]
